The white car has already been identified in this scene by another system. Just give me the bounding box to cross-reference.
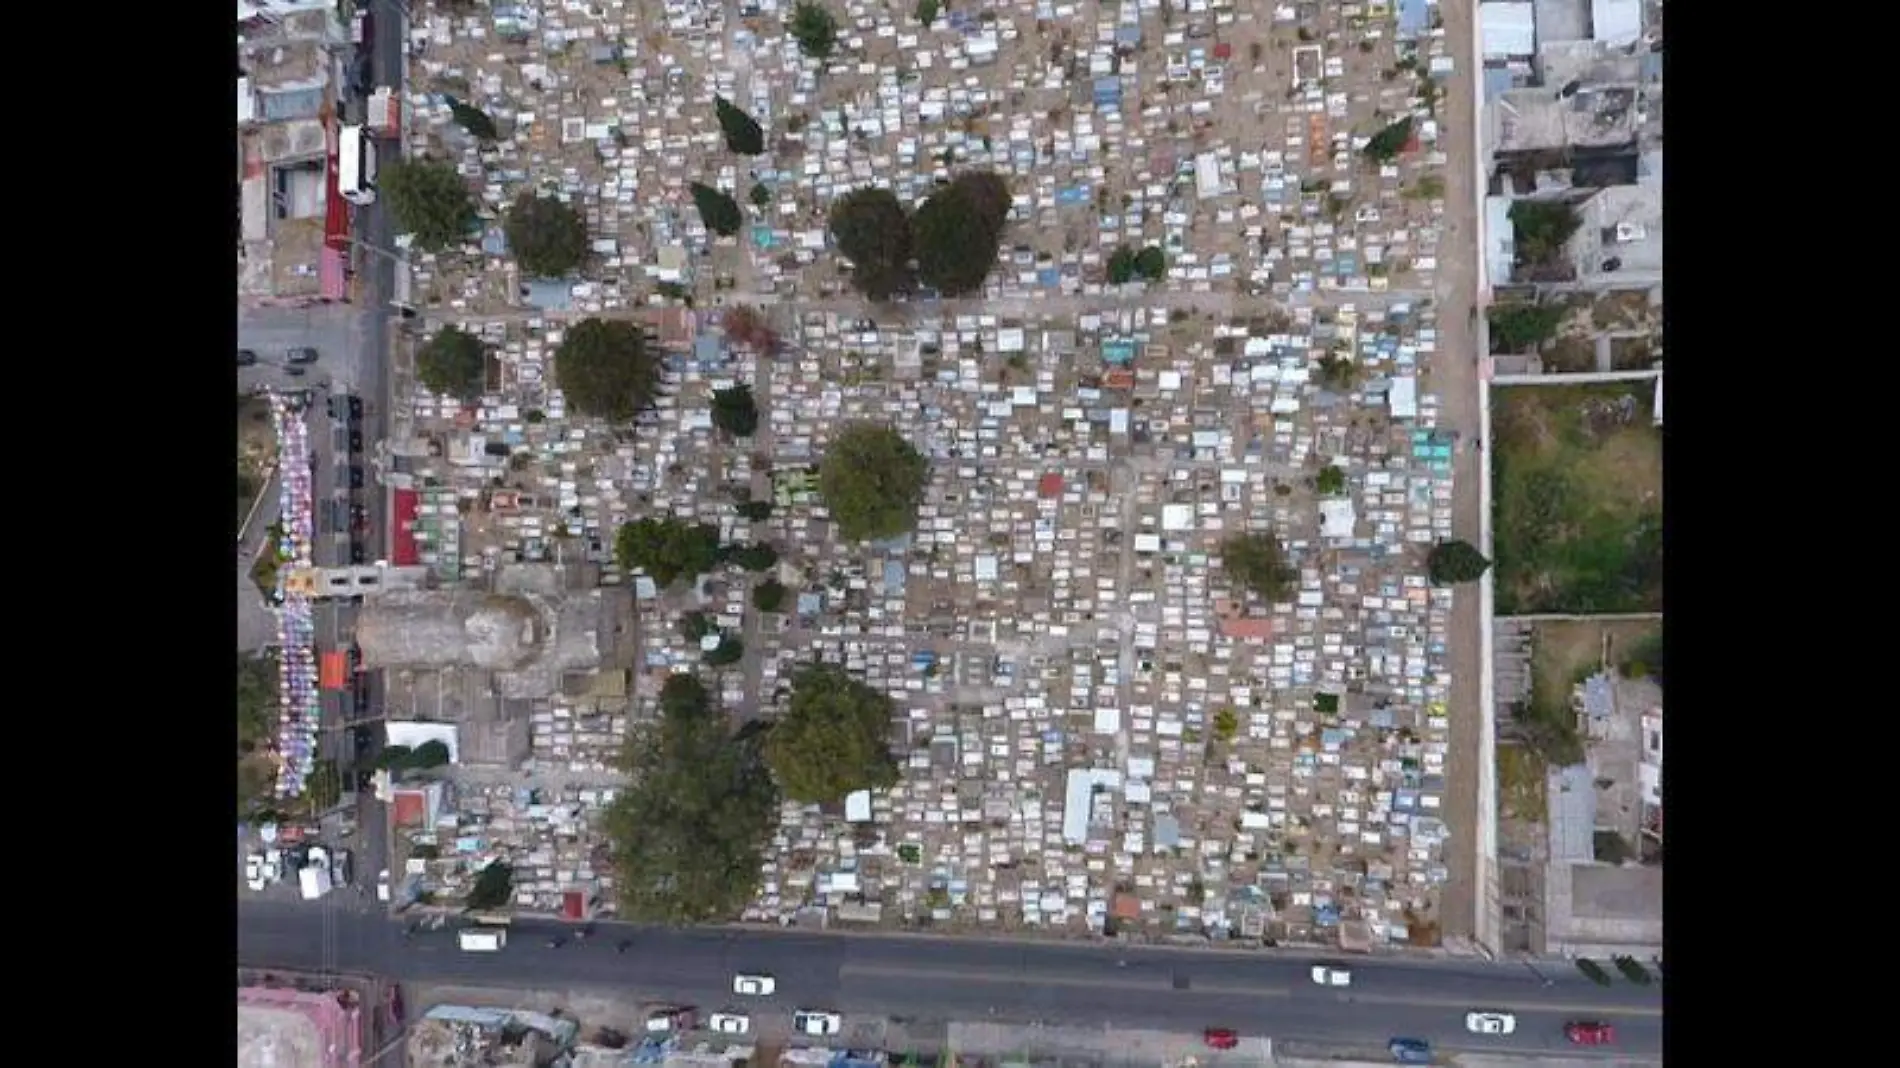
[1309,964,1352,987]
[245,854,267,892]
[376,869,391,902]
[1466,1011,1517,1036]
[794,1010,842,1036]
[709,1013,750,1035]
[732,974,776,997]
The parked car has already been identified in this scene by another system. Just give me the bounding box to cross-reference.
[709,1013,750,1035]
[732,974,776,996]
[1565,1021,1615,1046]
[245,854,267,891]
[644,1007,696,1033]
[1202,1028,1238,1050]
[287,347,320,364]
[1386,1037,1432,1063]
[1465,1012,1517,1036]
[793,1010,841,1036]
[1309,963,1352,987]
[376,868,391,902]
[238,349,259,366]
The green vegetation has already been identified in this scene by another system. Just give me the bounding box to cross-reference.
[1406,174,1445,200]
[711,384,760,438]
[1314,352,1360,392]
[445,96,498,141]
[677,611,716,642]
[415,326,488,400]
[466,860,514,910]
[765,664,903,803]
[380,158,477,251]
[706,635,746,667]
[753,579,789,613]
[1314,693,1340,715]
[1493,385,1662,614]
[788,2,840,60]
[1361,117,1414,164]
[690,182,744,237]
[818,422,930,542]
[1488,301,1568,353]
[1427,539,1492,585]
[503,192,590,277]
[238,653,279,816]
[1576,959,1613,986]
[1593,831,1633,865]
[1508,200,1584,268]
[828,187,916,301]
[915,0,941,27]
[1220,532,1299,603]
[303,758,343,812]
[729,542,779,573]
[737,499,774,522]
[1213,708,1239,742]
[376,740,452,771]
[1612,956,1653,985]
[913,171,1012,296]
[615,517,723,588]
[554,317,662,422]
[601,675,778,920]
[749,182,772,208]
[1513,677,1585,767]
[1618,630,1664,686]
[714,96,766,155]
[1107,245,1168,284]
[1315,465,1346,495]
[1496,744,1546,823]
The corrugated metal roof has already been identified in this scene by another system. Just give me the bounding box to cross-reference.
[1481,2,1537,57]
[1591,0,1643,45]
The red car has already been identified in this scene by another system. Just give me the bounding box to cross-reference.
[1203,1028,1239,1050]
[1565,1021,1615,1045]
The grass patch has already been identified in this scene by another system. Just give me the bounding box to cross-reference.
[1530,620,1660,711]
[1496,744,1547,823]
[1492,385,1662,614]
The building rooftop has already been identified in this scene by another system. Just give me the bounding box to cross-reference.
[237,986,362,1068]
[1489,85,1639,154]
[1482,2,1538,58]
[1569,180,1663,283]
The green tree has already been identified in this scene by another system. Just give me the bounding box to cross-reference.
[819,422,930,542]
[788,2,840,59]
[691,181,744,237]
[1428,539,1492,584]
[1509,200,1584,264]
[753,579,788,612]
[915,0,941,27]
[376,744,415,770]
[765,664,902,803]
[237,652,277,755]
[913,171,1011,296]
[750,182,772,208]
[601,675,778,922]
[706,635,746,667]
[1362,116,1414,164]
[730,542,779,572]
[1221,532,1299,603]
[1487,302,1567,352]
[379,158,477,251]
[737,499,774,522]
[1315,352,1360,392]
[1107,245,1140,285]
[677,611,716,642]
[303,758,343,811]
[1213,707,1239,742]
[715,96,766,155]
[446,96,499,141]
[554,317,662,422]
[466,860,514,910]
[615,517,723,588]
[828,187,915,301]
[409,739,452,769]
[711,384,760,437]
[1315,465,1347,495]
[1134,245,1167,280]
[415,326,488,400]
[504,192,590,278]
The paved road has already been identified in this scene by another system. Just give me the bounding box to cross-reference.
[239,903,1660,1058]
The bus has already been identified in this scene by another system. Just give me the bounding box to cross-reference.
[338,124,377,205]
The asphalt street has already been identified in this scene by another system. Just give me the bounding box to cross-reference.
[239,903,1659,1058]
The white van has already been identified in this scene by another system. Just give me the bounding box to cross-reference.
[458,928,506,952]
[339,124,377,206]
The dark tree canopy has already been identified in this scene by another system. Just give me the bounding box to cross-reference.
[730,542,779,573]
[504,192,590,278]
[764,664,902,804]
[690,182,744,237]
[1363,116,1415,163]
[1487,302,1567,352]
[554,318,661,421]
[752,578,788,612]
[1221,532,1300,603]
[303,758,342,811]
[1428,539,1493,585]
[788,2,840,60]
[600,674,778,923]
[715,96,766,156]
[446,97,498,141]
[711,384,760,438]
[466,860,514,910]
[818,422,930,542]
[828,187,915,301]
[705,635,745,667]
[737,499,774,522]
[1315,465,1347,496]
[380,158,477,251]
[615,517,723,588]
[415,326,488,400]
[913,171,1011,296]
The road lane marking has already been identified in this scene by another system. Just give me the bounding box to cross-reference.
[1345,992,1663,1017]
[839,963,1290,999]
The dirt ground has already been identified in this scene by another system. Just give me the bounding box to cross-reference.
[1491,384,1663,613]
[1496,743,1546,824]
[1530,619,1661,703]
[239,394,278,525]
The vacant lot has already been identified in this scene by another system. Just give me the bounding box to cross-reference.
[238,394,277,530]
[1497,743,1547,823]
[1530,619,1662,707]
[1492,384,1662,614]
